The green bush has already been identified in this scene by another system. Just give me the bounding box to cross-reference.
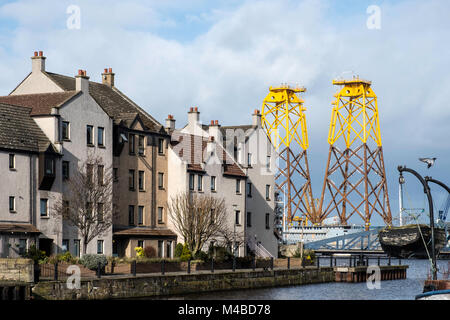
[79,254,108,270]
[21,244,46,264]
[179,244,192,261]
[193,250,208,261]
[208,245,233,262]
[174,243,184,258]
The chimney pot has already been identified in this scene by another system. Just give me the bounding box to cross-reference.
[215,120,218,125]
[104,68,108,73]
[78,69,82,75]
[194,107,198,112]
[108,68,112,73]
[190,107,193,112]
[34,51,38,57]
[39,51,43,57]
[211,120,214,125]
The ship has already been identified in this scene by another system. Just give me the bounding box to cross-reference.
[378,224,447,259]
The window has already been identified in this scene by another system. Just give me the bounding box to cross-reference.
[265,213,270,230]
[97,203,104,222]
[158,207,163,224]
[158,138,164,154]
[129,134,135,154]
[138,206,144,225]
[247,153,252,167]
[86,164,94,185]
[247,182,252,197]
[235,210,240,225]
[210,176,216,191]
[98,127,105,147]
[138,171,145,191]
[18,239,27,256]
[266,156,271,170]
[247,212,252,227]
[9,196,15,212]
[158,172,164,189]
[166,241,172,258]
[197,175,203,191]
[266,185,271,200]
[97,240,104,254]
[113,168,118,182]
[62,161,69,180]
[189,174,195,191]
[86,125,93,145]
[62,239,69,253]
[40,198,48,216]
[45,157,54,175]
[97,165,104,186]
[129,170,135,190]
[138,135,144,155]
[62,121,70,140]
[128,205,135,225]
[74,240,80,257]
[137,240,144,248]
[236,179,241,194]
[158,240,164,258]
[9,154,15,169]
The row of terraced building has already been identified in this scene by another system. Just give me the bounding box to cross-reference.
[0,51,278,259]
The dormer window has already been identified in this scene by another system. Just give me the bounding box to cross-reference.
[138,135,145,155]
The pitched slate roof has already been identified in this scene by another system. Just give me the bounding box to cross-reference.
[44,72,162,133]
[170,131,246,177]
[0,103,53,153]
[0,91,80,116]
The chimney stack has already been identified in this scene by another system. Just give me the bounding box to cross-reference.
[209,119,221,143]
[75,69,90,92]
[31,50,46,73]
[102,67,115,87]
[187,106,200,128]
[165,114,176,133]
[252,109,261,127]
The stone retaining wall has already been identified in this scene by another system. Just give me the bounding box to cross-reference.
[0,258,34,283]
[32,267,334,300]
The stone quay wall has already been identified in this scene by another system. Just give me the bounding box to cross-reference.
[32,267,335,300]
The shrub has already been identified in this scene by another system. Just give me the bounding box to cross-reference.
[179,244,192,261]
[193,250,208,262]
[58,251,77,263]
[79,254,108,270]
[22,244,46,264]
[174,243,183,258]
[208,245,233,262]
[135,246,144,258]
[143,246,156,258]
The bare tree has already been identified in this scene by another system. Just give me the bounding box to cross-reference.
[52,154,115,255]
[168,192,239,256]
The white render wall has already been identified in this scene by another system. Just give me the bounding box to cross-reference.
[58,92,114,256]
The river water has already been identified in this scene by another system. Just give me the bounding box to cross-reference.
[166,259,449,300]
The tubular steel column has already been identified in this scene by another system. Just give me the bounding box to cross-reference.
[261,85,317,225]
[318,78,392,229]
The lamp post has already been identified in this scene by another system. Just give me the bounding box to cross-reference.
[397,166,437,280]
[232,204,237,257]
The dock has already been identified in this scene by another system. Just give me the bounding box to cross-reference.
[334,265,408,283]
[0,281,31,300]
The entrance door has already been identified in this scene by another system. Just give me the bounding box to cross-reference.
[39,238,53,256]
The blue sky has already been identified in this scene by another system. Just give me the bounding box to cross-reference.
[0,0,449,226]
